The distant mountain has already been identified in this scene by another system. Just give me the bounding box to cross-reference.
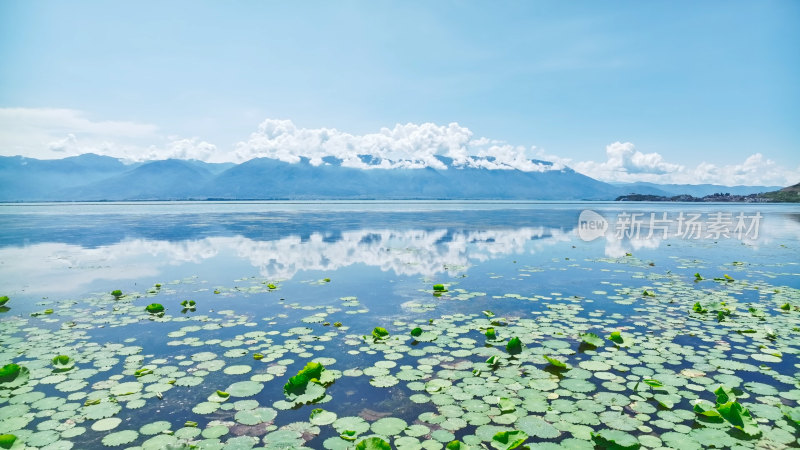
[761,182,800,202]
[0,154,133,201]
[0,153,789,202]
[613,182,781,197]
[67,159,215,200]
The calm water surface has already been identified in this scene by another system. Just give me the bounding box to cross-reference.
[0,202,798,449]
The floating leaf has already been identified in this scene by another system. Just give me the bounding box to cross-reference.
[226,380,263,397]
[372,327,389,340]
[355,437,391,450]
[717,401,760,436]
[641,379,663,388]
[0,435,16,450]
[543,355,568,369]
[372,417,407,435]
[285,362,326,394]
[491,430,527,450]
[498,397,515,414]
[101,430,138,447]
[310,408,337,426]
[0,364,29,388]
[591,429,640,450]
[579,332,603,347]
[145,303,164,314]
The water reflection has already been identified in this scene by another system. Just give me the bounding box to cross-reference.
[0,227,571,294]
[1,202,797,296]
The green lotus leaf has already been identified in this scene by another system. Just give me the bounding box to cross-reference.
[0,296,8,306]
[111,290,122,298]
[284,361,326,394]
[355,437,391,450]
[101,429,138,447]
[145,303,164,314]
[782,406,800,425]
[543,355,568,369]
[371,417,407,435]
[372,327,389,340]
[0,435,16,450]
[485,328,497,340]
[410,327,422,337]
[52,355,75,371]
[693,400,721,418]
[491,430,527,450]
[506,337,522,355]
[446,441,470,450]
[310,408,338,426]
[716,401,760,437]
[608,331,624,344]
[498,397,515,414]
[714,385,735,404]
[591,429,640,450]
[226,380,263,397]
[579,332,603,347]
[433,284,447,292]
[0,364,29,388]
[642,378,663,388]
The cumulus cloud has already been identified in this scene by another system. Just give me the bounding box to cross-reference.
[1,107,796,184]
[573,142,799,186]
[0,107,218,162]
[234,119,552,171]
[572,141,684,181]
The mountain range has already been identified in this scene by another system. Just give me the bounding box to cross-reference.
[0,153,782,202]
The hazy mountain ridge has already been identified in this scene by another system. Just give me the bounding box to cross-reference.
[0,153,784,201]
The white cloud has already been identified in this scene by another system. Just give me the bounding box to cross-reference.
[1,108,796,184]
[0,107,219,163]
[573,142,799,186]
[234,119,553,171]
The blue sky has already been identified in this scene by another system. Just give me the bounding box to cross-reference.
[1,1,798,185]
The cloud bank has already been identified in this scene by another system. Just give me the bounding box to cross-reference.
[572,141,799,186]
[0,107,796,186]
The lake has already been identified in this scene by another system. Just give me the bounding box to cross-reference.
[0,202,798,449]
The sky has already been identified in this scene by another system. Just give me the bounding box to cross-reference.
[0,0,798,186]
